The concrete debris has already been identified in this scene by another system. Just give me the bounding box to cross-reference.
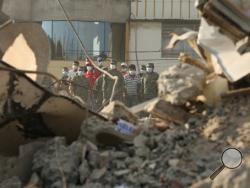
[191,154,250,188]
[145,99,189,125]
[158,63,206,105]
[1,93,249,187]
[32,137,83,187]
[0,60,101,156]
[0,23,50,84]
[79,116,134,146]
[1,1,250,188]
[198,18,250,82]
[196,0,250,54]
[101,101,138,125]
[23,173,41,188]
[0,177,21,188]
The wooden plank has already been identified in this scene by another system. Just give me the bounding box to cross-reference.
[145,99,189,125]
[221,87,250,98]
[129,98,158,114]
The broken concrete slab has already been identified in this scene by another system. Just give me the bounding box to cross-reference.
[198,18,250,82]
[129,98,158,114]
[0,60,103,156]
[0,22,50,84]
[79,116,134,146]
[158,63,206,105]
[2,33,37,81]
[101,101,138,125]
[0,11,11,29]
[197,0,250,49]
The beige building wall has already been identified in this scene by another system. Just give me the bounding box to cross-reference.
[128,21,178,73]
[128,0,200,73]
[131,0,199,20]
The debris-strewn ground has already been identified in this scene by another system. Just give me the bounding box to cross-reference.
[0,95,250,188]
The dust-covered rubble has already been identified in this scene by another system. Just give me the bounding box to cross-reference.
[0,95,250,188]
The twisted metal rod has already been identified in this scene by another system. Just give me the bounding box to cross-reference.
[0,66,59,82]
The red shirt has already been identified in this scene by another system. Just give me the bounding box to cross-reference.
[85,71,97,89]
[94,69,101,79]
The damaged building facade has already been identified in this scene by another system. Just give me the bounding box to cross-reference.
[1,0,201,75]
[1,0,250,188]
[0,0,130,78]
[128,0,200,73]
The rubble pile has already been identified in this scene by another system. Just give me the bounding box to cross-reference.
[0,94,249,188]
[158,63,206,105]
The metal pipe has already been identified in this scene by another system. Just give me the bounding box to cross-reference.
[180,0,182,19]
[0,19,12,30]
[162,0,165,18]
[189,0,191,19]
[0,67,59,82]
[153,0,156,18]
[145,0,147,18]
[171,0,173,18]
[136,0,139,17]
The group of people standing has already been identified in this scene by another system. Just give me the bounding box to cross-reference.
[58,57,159,111]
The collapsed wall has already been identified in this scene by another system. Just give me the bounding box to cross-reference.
[0,93,249,188]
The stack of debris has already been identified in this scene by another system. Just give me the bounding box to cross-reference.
[0,93,250,188]
[1,0,250,187]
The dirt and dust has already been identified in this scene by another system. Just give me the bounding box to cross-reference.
[0,94,249,188]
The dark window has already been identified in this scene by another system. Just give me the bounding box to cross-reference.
[42,21,113,60]
[161,20,200,58]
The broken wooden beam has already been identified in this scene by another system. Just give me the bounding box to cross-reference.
[145,99,189,125]
[221,87,250,98]
[101,101,138,125]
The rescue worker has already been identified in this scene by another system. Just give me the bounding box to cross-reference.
[82,65,87,75]
[68,61,79,80]
[85,60,97,88]
[121,62,128,76]
[69,66,89,102]
[61,67,69,80]
[142,63,159,100]
[124,64,141,107]
[97,56,104,69]
[102,60,125,105]
[57,67,70,93]
[86,57,101,79]
[85,60,97,109]
[139,65,146,76]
